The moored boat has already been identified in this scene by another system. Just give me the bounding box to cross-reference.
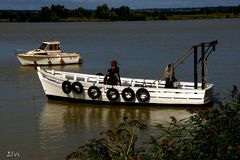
[37,67,213,105]
[16,41,82,65]
[37,40,218,106]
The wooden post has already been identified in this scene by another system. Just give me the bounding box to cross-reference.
[201,43,206,89]
[194,46,198,89]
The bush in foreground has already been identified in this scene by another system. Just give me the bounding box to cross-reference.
[66,116,147,159]
[66,85,240,160]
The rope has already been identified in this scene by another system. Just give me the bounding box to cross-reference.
[151,40,217,87]
[172,46,193,69]
[153,46,194,84]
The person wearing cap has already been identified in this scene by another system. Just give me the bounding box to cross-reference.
[104,60,121,85]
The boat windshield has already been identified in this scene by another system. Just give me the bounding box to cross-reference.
[39,43,60,51]
[39,43,48,50]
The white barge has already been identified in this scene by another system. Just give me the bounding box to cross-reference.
[16,41,82,65]
[37,40,218,106]
[37,67,213,105]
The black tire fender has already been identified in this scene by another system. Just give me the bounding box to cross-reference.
[71,82,84,94]
[88,86,101,99]
[121,87,135,101]
[106,88,120,101]
[62,81,72,94]
[136,88,150,102]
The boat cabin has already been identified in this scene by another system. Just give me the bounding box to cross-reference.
[39,41,61,51]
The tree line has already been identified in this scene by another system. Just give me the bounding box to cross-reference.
[0,4,239,22]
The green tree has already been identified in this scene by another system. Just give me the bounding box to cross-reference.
[38,7,57,22]
[51,4,69,18]
[74,7,87,18]
[112,6,130,20]
[130,11,146,21]
[108,11,118,21]
[95,4,110,19]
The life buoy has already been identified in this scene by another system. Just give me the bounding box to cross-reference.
[71,82,84,94]
[88,86,101,99]
[121,88,135,102]
[106,88,120,101]
[62,81,72,94]
[136,88,150,102]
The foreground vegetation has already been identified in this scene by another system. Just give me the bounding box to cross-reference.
[66,85,240,160]
[0,4,240,22]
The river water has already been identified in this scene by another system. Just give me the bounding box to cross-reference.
[0,19,239,159]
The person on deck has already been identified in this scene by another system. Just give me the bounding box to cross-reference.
[164,63,177,88]
[104,60,121,86]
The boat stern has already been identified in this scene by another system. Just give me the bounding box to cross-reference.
[204,84,214,104]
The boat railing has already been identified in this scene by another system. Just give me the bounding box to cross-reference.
[43,69,211,90]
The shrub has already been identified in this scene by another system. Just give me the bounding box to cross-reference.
[66,85,240,160]
[143,85,240,160]
[66,116,147,160]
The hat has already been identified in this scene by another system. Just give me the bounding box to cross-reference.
[111,60,118,67]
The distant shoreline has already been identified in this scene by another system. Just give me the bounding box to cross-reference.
[0,4,239,22]
[1,15,239,23]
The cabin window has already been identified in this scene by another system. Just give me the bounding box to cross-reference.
[39,43,60,50]
[49,45,54,50]
[54,44,60,50]
[46,45,50,50]
[48,44,60,50]
[39,43,48,50]
[35,53,48,55]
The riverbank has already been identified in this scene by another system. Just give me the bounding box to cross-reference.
[44,13,240,22]
[0,4,239,22]
[161,13,240,20]
[1,13,239,22]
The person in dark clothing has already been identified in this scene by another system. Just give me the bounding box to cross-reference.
[164,63,177,88]
[104,60,121,85]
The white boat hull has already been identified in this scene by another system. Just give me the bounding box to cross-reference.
[37,67,213,105]
[17,54,81,65]
[16,41,82,65]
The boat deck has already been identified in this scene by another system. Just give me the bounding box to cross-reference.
[38,68,213,105]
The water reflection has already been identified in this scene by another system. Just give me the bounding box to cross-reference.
[39,101,194,141]
[40,100,195,130]
[38,99,208,158]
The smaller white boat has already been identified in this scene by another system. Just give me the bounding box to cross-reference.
[16,41,82,65]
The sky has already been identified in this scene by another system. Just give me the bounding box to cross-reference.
[0,0,239,10]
